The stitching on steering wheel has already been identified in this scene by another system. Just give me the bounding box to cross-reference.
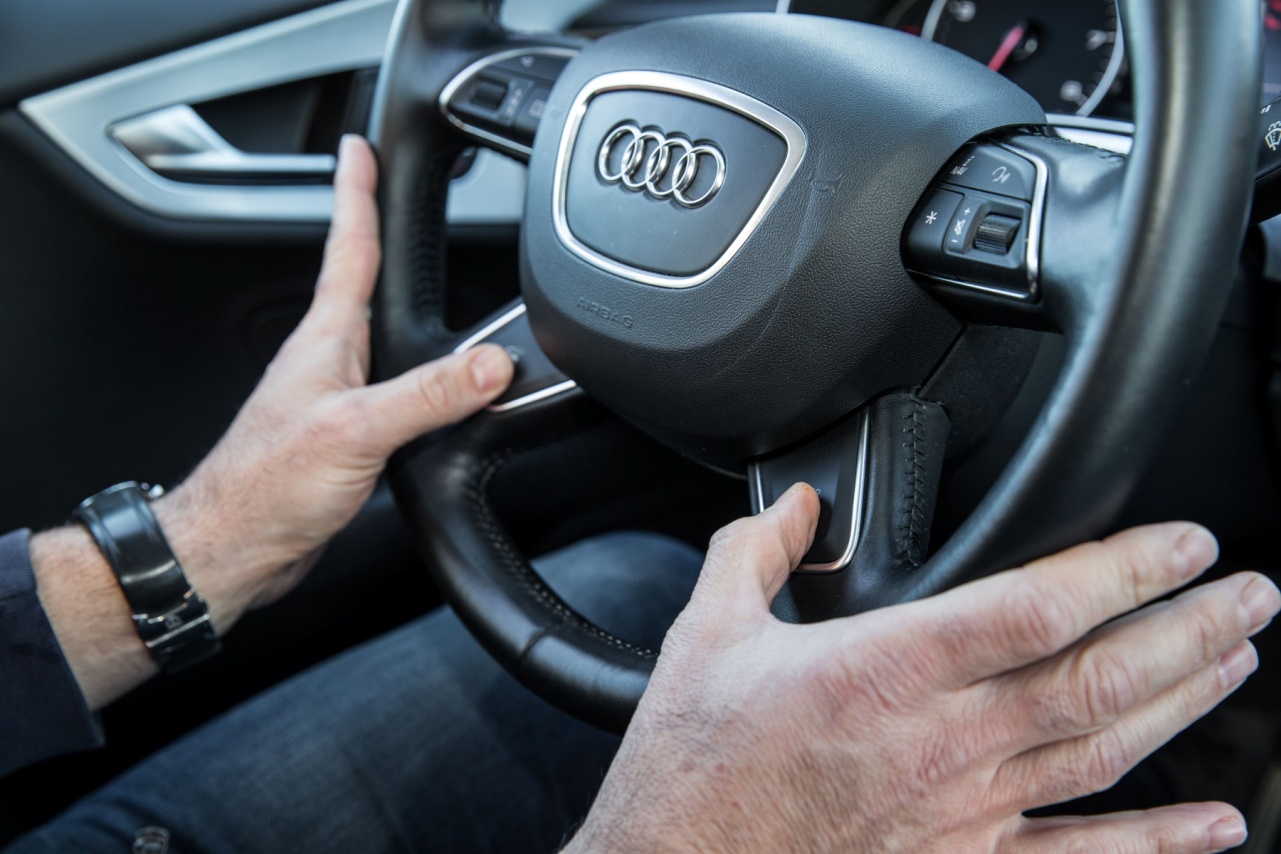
[407,153,462,330]
[900,399,928,568]
[468,446,659,660]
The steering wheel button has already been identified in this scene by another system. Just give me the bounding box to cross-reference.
[906,187,964,270]
[513,86,553,146]
[1260,99,1281,177]
[974,214,1022,255]
[454,305,576,411]
[941,145,1037,201]
[945,196,988,253]
[470,79,507,111]
[497,78,535,125]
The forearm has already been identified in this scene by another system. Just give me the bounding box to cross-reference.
[29,522,156,710]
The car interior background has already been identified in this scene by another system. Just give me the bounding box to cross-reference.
[0,0,1279,848]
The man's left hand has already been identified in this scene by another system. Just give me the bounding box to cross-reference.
[155,135,513,632]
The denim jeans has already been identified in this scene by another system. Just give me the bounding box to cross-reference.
[7,531,704,854]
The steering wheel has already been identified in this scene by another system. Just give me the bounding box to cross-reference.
[369,0,1261,733]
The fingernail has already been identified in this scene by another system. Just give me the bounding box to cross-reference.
[1174,525,1218,579]
[766,483,812,514]
[469,345,512,393]
[1217,642,1258,692]
[1207,815,1247,852]
[337,135,355,168]
[1241,576,1281,633]
[775,483,812,504]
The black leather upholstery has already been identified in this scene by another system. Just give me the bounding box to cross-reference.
[392,388,655,733]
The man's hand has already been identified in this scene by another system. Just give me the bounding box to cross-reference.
[154,135,514,631]
[570,485,1279,854]
[34,136,512,709]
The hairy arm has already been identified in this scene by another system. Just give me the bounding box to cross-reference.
[28,137,513,710]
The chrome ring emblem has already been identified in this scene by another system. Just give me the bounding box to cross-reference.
[597,123,726,207]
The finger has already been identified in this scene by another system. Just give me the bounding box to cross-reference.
[983,572,1278,749]
[995,640,1257,811]
[911,523,1220,687]
[688,484,820,619]
[1012,804,1247,854]
[351,344,513,455]
[311,135,381,322]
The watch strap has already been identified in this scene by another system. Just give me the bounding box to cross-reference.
[72,482,220,672]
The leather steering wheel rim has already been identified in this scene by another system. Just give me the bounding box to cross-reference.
[370,0,1262,733]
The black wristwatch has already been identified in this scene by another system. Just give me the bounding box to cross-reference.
[71,482,220,672]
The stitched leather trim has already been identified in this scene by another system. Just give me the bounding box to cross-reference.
[466,443,659,661]
[898,400,929,567]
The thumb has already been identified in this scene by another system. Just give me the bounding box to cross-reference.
[356,344,514,454]
[691,483,820,620]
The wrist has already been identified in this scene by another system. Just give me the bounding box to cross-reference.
[150,481,277,635]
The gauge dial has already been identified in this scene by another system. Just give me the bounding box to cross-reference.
[921,0,1124,117]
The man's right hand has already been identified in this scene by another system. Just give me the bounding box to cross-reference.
[569,484,1279,854]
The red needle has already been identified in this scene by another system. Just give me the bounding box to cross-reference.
[988,23,1027,73]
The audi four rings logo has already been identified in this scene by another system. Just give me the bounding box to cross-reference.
[596,123,726,208]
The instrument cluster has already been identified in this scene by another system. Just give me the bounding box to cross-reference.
[789,0,1133,121]
[791,1,1281,122]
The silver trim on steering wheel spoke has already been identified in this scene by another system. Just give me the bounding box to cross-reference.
[452,303,580,413]
[749,411,870,574]
[552,71,808,289]
[1003,142,1049,297]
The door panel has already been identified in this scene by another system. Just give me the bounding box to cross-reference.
[0,0,337,107]
[19,0,397,222]
[0,110,326,532]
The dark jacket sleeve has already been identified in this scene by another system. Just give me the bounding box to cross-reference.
[0,529,102,778]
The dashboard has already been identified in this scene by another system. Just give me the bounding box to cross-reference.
[781,0,1281,124]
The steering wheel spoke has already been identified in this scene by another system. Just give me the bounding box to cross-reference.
[903,130,1127,334]
[452,300,579,412]
[439,44,579,162]
[751,395,951,622]
[749,409,873,574]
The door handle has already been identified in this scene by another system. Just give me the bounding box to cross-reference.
[111,105,336,184]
